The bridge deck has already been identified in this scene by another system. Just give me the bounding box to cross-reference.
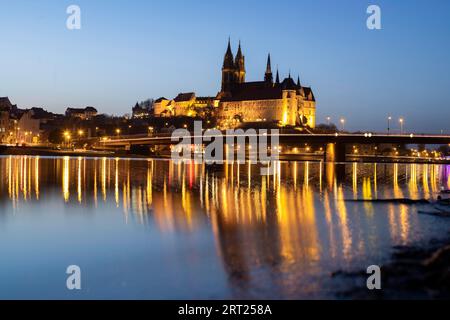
[98,133,450,147]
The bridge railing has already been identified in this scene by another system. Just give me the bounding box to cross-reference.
[97,131,450,146]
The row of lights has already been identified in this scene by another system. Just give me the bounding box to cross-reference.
[326,117,347,131]
[326,116,406,133]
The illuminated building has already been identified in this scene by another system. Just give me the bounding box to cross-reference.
[217,41,316,128]
[153,40,317,129]
[65,106,98,120]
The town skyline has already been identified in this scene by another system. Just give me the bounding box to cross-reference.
[1,0,450,132]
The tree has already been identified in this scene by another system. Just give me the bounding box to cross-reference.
[48,128,64,144]
[417,144,426,152]
[438,145,449,155]
[315,123,338,133]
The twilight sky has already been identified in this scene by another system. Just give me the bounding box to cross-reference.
[0,0,449,132]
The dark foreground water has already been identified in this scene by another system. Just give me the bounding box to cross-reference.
[0,156,449,299]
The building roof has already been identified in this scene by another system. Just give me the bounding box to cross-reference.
[85,106,97,112]
[301,87,316,102]
[219,78,316,102]
[196,96,215,101]
[155,97,168,103]
[30,107,56,119]
[0,97,14,111]
[174,92,195,102]
[281,77,297,90]
[220,81,283,102]
[66,107,97,113]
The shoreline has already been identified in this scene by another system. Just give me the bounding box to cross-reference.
[334,232,450,299]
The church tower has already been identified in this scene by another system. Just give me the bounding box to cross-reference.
[234,41,246,84]
[264,53,273,84]
[222,39,236,92]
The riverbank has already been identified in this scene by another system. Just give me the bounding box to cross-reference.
[0,146,115,158]
[334,232,450,299]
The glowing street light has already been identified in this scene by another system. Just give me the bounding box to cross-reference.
[63,131,71,147]
[387,116,392,134]
[78,130,84,137]
[399,118,404,134]
[326,116,331,125]
[340,118,345,131]
[116,129,121,137]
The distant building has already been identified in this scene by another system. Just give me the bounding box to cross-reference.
[153,97,170,116]
[17,110,41,144]
[65,107,98,120]
[153,93,215,117]
[17,108,61,144]
[132,99,153,119]
[0,110,10,143]
[0,97,16,111]
[0,97,18,143]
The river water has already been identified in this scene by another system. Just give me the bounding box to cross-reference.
[0,156,449,299]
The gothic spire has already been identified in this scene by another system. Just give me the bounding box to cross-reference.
[297,75,301,87]
[235,40,245,71]
[236,40,243,59]
[275,67,280,84]
[266,54,272,74]
[264,53,273,83]
[223,37,234,69]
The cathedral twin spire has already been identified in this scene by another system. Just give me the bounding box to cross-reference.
[223,39,245,72]
[222,39,301,92]
[221,39,246,91]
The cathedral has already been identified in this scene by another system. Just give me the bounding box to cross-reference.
[153,40,316,129]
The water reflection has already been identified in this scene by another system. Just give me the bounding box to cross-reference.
[0,156,449,298]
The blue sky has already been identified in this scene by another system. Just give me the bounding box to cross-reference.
[0,0,449,132]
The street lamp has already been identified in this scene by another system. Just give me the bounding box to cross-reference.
[340,118,345,131]
[63,131,71,147]
[326,116,331,125]
[387,116,392,134]
[116,129,121,137]
[78,130,84,138]
[399,118,404,134]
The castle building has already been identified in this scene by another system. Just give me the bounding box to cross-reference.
[153,40,316,129]
[217,40,316,129]
[153,93,215,118]
[65,106,98,120]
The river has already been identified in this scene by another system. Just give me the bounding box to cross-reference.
[0,156,449,299]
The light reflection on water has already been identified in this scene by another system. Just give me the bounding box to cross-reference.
[0,156,449,299]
